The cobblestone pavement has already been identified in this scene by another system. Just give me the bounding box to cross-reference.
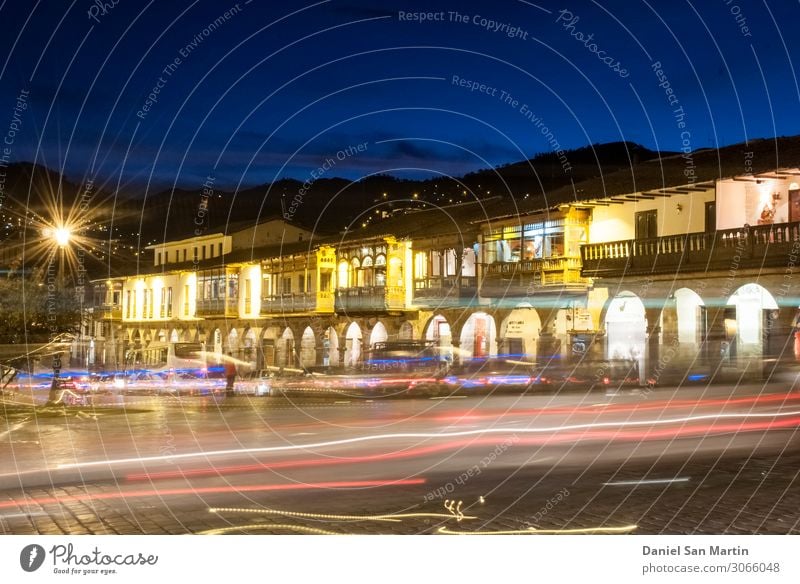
[2,387,799,535]
[1,446,797,535]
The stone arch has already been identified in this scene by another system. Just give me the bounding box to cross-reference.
[344,321,362,367]
[243,327,258,370]
[212,328,223,364]
[459,312,497,361]
[227,328,239,356]
[299,326,316,369]
[726,283,779,358]
[369,321,389,347]
[499,307,541,360]
[169,328,180,343]
[276,327,296,368]
[398,321,414,340]
[604,292,647,378]
[322,326,339,367]
[425,314,453,360]
[663,287,705,346]
[259,325,283,370]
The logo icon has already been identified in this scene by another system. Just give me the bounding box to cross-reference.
[20,544,46,572]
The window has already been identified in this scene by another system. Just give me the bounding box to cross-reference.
[320,272,331,292]
[218,242,223,256]
[484,220,566,262]
[193,247,198,261]
[361,256,374,286]
[375,254,387,286]
[183,285,190,316]
[183,249,187,262]
[462,248,476,277]
[159,288,165,318]
[227,273,239,299]
[414,251,428,279]
[126,291,131,319]
[338,261,350,288]
[635,210,658,239]
[306,273,312,292]
[262,273,273,298]
[282,277,291,294]
[157,252,161,265]
[298,274,305,293]
[351,257,362,286]
[201,246,206,260]
[143,289,150,319]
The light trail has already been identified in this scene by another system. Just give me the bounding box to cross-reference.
[603,477,691,487]
[437,524,638,535]
[53,408,800,471]
[0,478,426,511]
[199,523,341,535]
[208,506,477,522]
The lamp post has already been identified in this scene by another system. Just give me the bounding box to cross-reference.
[45,225,72,405]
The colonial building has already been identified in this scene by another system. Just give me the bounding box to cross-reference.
[84,166,800,386]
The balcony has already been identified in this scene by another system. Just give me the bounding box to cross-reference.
[480,257,588,297]
[262,292,334,314]
[196,297,238,317]
[335,285,405,313]
[413,276,478,307]
[95,303,122,320]
[580,221,800,278]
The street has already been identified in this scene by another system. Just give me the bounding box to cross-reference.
[1,383,799,535]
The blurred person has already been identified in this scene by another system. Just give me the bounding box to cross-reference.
[224,354,237,397]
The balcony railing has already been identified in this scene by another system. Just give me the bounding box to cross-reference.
[481,257,588,296]
[262,293,316,313]
[334,285,405,313]
[96,303,122,320]
[196,297,239,317]
[580,221,800,278]
[413,276,477,305]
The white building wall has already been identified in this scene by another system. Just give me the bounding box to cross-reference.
[587,190,716,243]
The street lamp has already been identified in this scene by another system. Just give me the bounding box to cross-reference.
[42,223,73,405]
[54,226,71,247]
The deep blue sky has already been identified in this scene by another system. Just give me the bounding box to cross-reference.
[1,0,799,192]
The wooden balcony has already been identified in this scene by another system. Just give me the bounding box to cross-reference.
[262,292,334,314]
[580,221,800,278]
[413,276,477,307]
[95,303,122,320]
[335,285,406,313]
[480,257,588,297]
[196,298,238,317]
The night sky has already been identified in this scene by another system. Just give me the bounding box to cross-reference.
[1,0,799,192]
